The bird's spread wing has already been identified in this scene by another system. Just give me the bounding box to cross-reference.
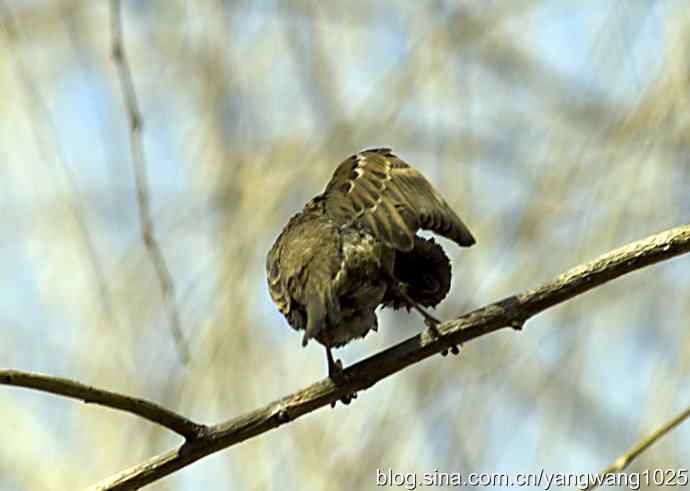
[322,148,475,251]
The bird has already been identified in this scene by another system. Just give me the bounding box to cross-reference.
[266,148,475,391]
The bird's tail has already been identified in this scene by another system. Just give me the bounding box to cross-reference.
[302,295,325,346]
[302,288,340,346]
[382,236,452,310]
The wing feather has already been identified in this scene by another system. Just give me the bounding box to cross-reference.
[266,243,291,315]
[323,148,475,250]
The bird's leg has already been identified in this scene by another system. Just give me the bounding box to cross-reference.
[326,347,345,383]
[325,347,356,407]
[386,274,441,329]
[386,273,461,357]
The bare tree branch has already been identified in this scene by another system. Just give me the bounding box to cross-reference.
[0,370,206,439]
[81,224,690,490]
[582,403,690,491]
[109,0,189,364]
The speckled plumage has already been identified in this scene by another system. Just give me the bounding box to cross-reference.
[266,148,475,380]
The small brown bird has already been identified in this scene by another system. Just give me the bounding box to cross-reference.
[266,148,475,385]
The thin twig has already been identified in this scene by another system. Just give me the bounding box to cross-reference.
[582,404,690,491]
[82,224,690,490]
[0,370,206,439]
[109,0,189,364]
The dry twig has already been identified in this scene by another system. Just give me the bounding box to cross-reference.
[109,0,189,364]
[0,370,206,439]
[582,403,690,491]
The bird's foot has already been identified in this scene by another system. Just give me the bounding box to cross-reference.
[326,348,357,407]
[441,344,461,357]
[331,391,358,407]
[408,298,458,358]
[417,307,442,339]
[420,314,460,358]
[420,308,442,330]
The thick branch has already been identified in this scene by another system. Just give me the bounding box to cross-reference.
[0,371,206,439]
[583,403,690,491]
[86,224,690,490]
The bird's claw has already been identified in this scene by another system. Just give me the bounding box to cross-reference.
[331,391,357,407]
[420,315,460,358]
[327,353,357,407]
[441,344,461,357]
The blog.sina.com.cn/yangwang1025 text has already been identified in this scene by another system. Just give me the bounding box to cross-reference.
[375,468,689,490]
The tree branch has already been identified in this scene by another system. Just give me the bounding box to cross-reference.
[82,224,690,490]
[0,370,206,439]
[582,403,690,491]
[109,0,189,364]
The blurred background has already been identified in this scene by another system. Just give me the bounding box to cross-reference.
[1,1,689,490]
